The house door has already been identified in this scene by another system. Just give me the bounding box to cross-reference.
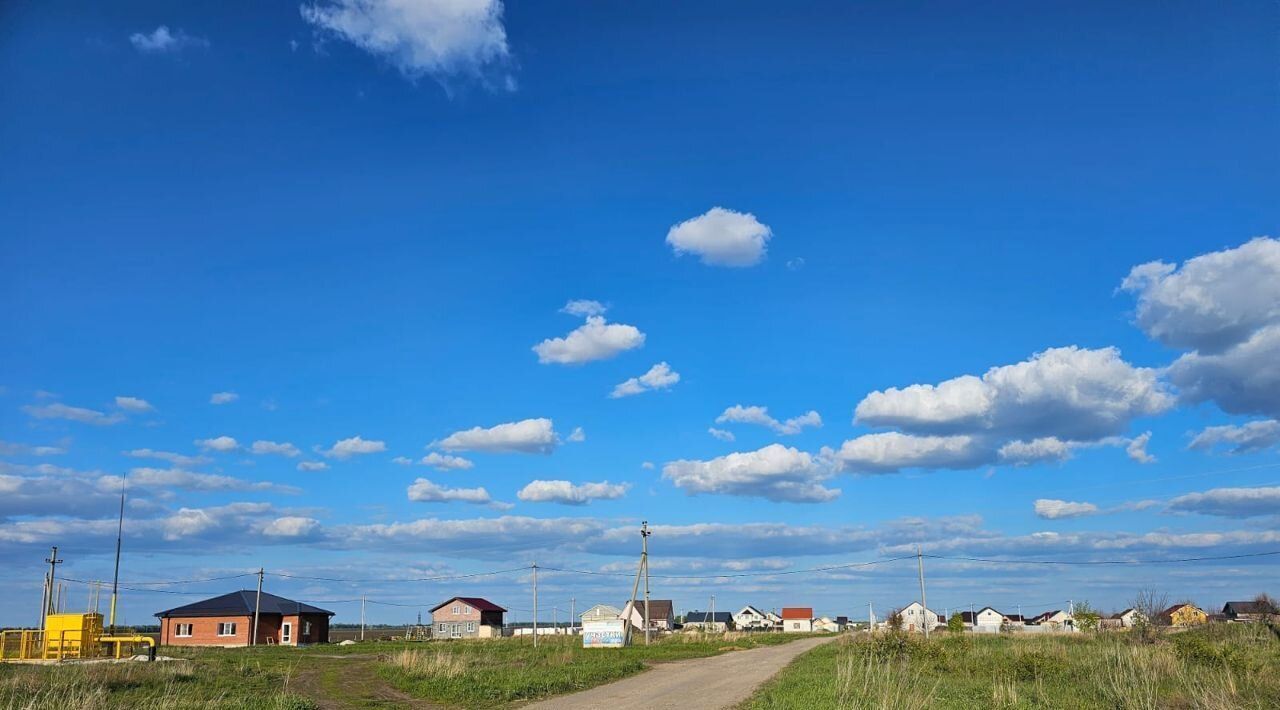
[451,623,461,638]
[282,623,292,645]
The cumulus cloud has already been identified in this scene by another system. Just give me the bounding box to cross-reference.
[434,418,557,454]
[567,427,586,443]
[124,449,210,467]
[102,468,297,494]
[708,428,736,442]
[262,516,321,538]
[251,440,301,457]
[420,452,475,470]
[998,437,1075,465]
[338,515,603,557]
[194,436,239,452]
[114,396,154,413]
[0,474,123,518]
[1121,238,1280,418]
[560,299,607,317]
[1034,499,1101,519]
[210,392,239,405]
[516,480,630,505]
[610,362,679,398]
[1188,420,1280,455]
[663,444,839,503]
[301,0,511,82]
[129,26,209,53]
[322,435,387,459]
[0,441,66,457]
[838,432,989,473]
[1126,431,1156,464]
[534,316,645,365]
[666,207,772,267]
[855,346,1172,441]
[407,478,493,504]
[23,402,124,426]
[297,461,329,472]
[715,405,822,435]
[1167,486,1280,518]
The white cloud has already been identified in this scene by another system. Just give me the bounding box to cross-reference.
[516,480,630,505]
[392,456,414,465]
[297,461,329,472]
[210,392,239,405]
[434,418,557,454]
[855,346,1172,441]
[666,207,772,267]
[560,299,607,317]
[407,478,492,504]
[262,516,321,538]
[194,436,239,453]
[610,362,679,398]
[566,427,586,443]
[103,468,297,494]
[300,0,511,81]
[1126,431,1156,464]
[1167,325,1280,417]
[534,316,645,365]
[129,26,209,53]
[124,449,210,467]
[998,437,1075,465]
[641,461,655,470]
[1120,237,1280,354]
[420,452,475,470]
[114,396,154,413]
[1188,420,1280,455]
[1033,499,1101,520]
[1167,486,1280,518]
[251,440,301,457]
[23,403,124,426]
[0,441,66,457]
[323,435,387,459]
[838,432,989,473]
[662,444,839,503]
[708,427,736,442]
[715,405,822,435]
[339,515,602,557]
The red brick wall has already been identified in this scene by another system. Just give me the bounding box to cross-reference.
[161,615,252,647]
[433,601,482,624]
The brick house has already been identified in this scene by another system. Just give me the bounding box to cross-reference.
[430,597,506,639]
[620,599,674,633]
[156,591,333,647]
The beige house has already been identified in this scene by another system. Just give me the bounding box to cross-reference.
[580,604,622,623]
[431,596,506,639]
[621,599,674,633]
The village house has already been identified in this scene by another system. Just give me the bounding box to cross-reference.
[813,616,842,633]
[156,591,333,647]
[733,605,774,631]
[621,599,674,633]
[960,607,1005,632]
[1112,608,1144,627]
[1222,601,1276,623]
[765,610,783,628]
[683,611,734,632]
[1028,609,1074,630]
[580,604,622,623]
[781,607,813,632]
[430,596,506,639]
[897,602,942,633]
[1002,614,1026,627]
[1159,603,1208,627]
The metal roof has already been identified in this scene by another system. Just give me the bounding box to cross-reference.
[155,590,333,618]
[429,596,507,613]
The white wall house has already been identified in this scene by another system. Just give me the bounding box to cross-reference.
[897,602,942,632]
[580,604,622,623]
[781,607,813,632]
[813,616,840,633]
[1114,608,1143,627]
[734,605,773,631]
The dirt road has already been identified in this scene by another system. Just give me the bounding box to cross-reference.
[522,636,832,710]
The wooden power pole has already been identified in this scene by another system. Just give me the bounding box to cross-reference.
[917,545,930,640]
[252,568,264,646]
[641,521,652,645]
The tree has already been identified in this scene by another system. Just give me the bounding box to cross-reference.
[887,609,904,632]
[947,612,964,633]
[1130,588,1169,643]
[1073,600,1101,632]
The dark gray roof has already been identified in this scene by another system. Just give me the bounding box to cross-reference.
[685,611,733,623]
[156,590,334,619]
[1223,601,1271,615]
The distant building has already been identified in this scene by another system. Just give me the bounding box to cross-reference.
[1222,601,1275,623]
[621,599,674,633]
[733,605,774,631]
[684,611,734,632]
[1159,603,1207,627]
[813,616,841,633]
[156,591,333,647]
[580,604,622,623]
[431,597,506,639]
[960,607,1004,632]
[1028,610,1074,631]
[897,602,943,633]
[781,607,813,633]
[1112,608,1143,627]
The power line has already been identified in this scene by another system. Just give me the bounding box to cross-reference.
[924,550,1280,566]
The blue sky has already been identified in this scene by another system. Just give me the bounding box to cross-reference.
[2,0,1279,626]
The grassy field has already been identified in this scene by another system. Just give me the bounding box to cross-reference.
[744,624,1280,709]
[0,631,810,709]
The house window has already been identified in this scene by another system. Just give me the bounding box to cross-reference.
[463,606,471,614]
[175,623,193,637]
[217,622,237,636]
[467,622,476,632]
[452,605,460,614]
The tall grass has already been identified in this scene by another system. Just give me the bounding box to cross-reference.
[836,653,936,709]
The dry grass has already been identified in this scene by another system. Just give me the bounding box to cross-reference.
[386,648,467,678]
[835,653,937,709]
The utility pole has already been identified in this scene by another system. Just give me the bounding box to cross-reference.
[43,546,62,627]
[251,568,264,646]
[360,593,366,641]
[570,597,576,635]
[868,601,874,634]
[109,472,126,633]
[641,521,652,645]
[624,543,643,646]
[532,562,539,648]
[710,594,716,633]
[916,545,929,640]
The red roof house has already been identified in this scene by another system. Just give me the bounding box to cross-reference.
[430,596,507,639]
[781,607,814,632]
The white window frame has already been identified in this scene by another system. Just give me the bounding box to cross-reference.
[217,622,237,637]
[452,605,460,614]
[175,623,193,637]
[467,621,476,633]
[450,623,461,638]
[282,622,293,644]
[463,605,471,614]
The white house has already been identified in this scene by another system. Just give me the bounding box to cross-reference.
[580,604,622,623]
[781,607,813,632]
[734,605,773,631]
[1113,608,1143,627]
[1030,609,1075,631]
[897,602,942,633]
[962,607,1005,632]
[813,616,840,633]
[765,611,783,629]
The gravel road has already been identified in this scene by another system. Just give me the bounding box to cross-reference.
[523,636,833,710]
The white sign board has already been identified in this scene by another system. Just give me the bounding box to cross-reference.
[582,618,627,648]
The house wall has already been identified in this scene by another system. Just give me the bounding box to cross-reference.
[784,619,812,632]
[1170,607,1207,627]
[161,615,253,647]
[281,614,330,645]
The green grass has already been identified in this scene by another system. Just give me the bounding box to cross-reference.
[0,631,818,709]
[380,631,814,707]
[744,624,1280,709]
